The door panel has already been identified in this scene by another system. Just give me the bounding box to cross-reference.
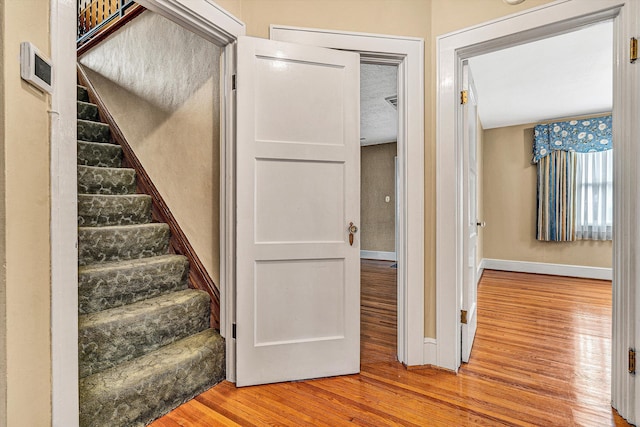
[235,36,360,386]
[461,62,479,363]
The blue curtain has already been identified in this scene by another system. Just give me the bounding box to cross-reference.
[537,150,577,241]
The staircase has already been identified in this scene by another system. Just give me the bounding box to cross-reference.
[77,84,225,426]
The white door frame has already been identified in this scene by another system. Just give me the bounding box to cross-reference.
[436,0,637,422]
[50,1,244,425]
[271,26,425,367]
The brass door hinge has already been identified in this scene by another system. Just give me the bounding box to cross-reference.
[631,38,638,64]
[461,310,468,324]
[460,90,468,105]
[630,348,636,374]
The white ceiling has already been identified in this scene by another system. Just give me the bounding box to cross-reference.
[468,21,613,129]
[360,64,398,145]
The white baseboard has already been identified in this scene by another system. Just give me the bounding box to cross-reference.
[423,338,437,365]
[481,258,612,281]
[360,250,396,261]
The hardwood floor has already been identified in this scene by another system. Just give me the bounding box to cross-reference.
[151,268,632,427]
[360,259,397,364]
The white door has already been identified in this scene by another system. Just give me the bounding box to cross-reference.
[234,36,361,387]
[461,62,479,363]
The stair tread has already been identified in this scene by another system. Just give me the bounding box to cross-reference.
[78,254,189,314]
[78,193,152,227]
[77,85,89,102]
[78,139,119,147]
[77,140,123,168]
[78,164,134,173]
[78,223,170,266]
[78,118,111,143]
[79,253,186,274]
[78,222,168,232]
[77,164,136,196]
[77,100,100,122]
[79,288,207,328]
[79,328,224,427]
[79,289,210,378]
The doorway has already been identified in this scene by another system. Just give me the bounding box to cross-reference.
[461,20,614,364]
[436,0,638,423]
[360,63,399,364]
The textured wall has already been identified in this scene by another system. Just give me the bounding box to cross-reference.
[361,143,397,253]
[482,123,612,268]
[80,11,222,287]
[1,0,53,424]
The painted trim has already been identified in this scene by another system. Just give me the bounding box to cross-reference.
[360,250,396,261]
[50,0,79,425]
[612,0,640,423]
[481,258,612,281]
[436,0,627,375]
[423,338,437,366]
[270,25,425,368]
[221,42,237,382]
[135,0,245,45]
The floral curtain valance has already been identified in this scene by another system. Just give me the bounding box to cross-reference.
[532,115,612,163]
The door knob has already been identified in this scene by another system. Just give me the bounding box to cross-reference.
[348,222,358,246]
[476,221,486,228]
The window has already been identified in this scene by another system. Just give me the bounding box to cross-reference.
[575,150,613,240]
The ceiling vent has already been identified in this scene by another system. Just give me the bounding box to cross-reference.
[385,95,398,110]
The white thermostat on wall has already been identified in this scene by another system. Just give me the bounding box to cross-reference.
[20,42,53,94]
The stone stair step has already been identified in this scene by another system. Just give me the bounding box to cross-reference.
[78,223,170,266]
[78,194,152,227]
[78,118,111,143]
[78,85,89,102]
[78,289,211,378]
[77,101,99,122]
[78,165,136,195]
[79,328,224,427]
[78,140,123,168]
[78,254,189,314]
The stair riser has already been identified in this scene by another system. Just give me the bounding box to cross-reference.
[78,119,111,143]
[77,141,123,168]
[78,256,189,314]
[78,195,152,227]
[78,101,99,122]
[79,329,225,427]
[79,290,210,378]
[78,224,170,266]
[78,85,89,102]
[78,166,136,195]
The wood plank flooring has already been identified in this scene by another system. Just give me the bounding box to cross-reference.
[360,259,397,364]
[151,267,632,426]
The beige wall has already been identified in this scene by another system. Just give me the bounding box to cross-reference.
[482,123,612,268]
[80,11,222,286]
[361,143,396,253]
[1,0,52,425]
